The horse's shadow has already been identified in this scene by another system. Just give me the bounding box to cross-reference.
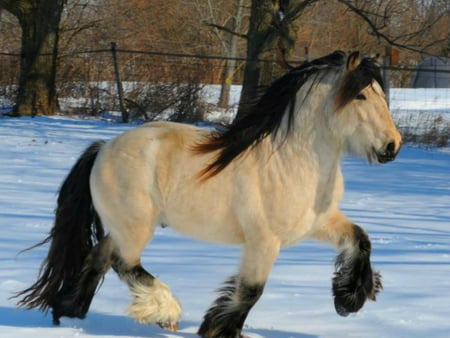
[0,306,317,338]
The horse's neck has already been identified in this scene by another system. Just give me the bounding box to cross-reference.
[258,90,343,189]
[255,136,340,191]
[250,77,345,211]
[279,87,341,165]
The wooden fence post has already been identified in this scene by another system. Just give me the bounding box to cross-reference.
[110,42,128,123]
[383,46,391,107]
[383,46,400,108]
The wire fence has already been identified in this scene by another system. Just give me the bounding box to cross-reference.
[1,45,450,125]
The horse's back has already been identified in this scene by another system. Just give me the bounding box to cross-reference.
[90,120,204,207]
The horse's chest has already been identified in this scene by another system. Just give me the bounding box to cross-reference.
[274,204,331,247]
[266,176,342,247]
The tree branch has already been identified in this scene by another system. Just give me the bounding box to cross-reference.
[203,21,248,39]
[0,0,29,19]
[283,0,319,24]
[337,0,446,55]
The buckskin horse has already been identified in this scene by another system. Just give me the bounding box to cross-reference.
[16,51,401,338]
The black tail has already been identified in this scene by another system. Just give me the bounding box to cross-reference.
[15,141,106,319]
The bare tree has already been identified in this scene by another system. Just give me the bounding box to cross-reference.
[202,0,246,109]
[0,0,65,116]
[237,0,317,118]
[236,0,449,119]
[336,0,449,54]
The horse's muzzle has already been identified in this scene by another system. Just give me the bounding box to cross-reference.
[374,141,400,163]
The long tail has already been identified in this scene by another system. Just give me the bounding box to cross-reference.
[15,140,106,314]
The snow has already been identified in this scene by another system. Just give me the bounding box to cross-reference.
[390,88,450,114]
[0,114,449,338]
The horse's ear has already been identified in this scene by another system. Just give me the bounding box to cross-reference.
[346,51,360,71]
[374,53,382,66]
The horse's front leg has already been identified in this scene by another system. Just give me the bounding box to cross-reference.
[198,234,280,338]
[312,210,383,316]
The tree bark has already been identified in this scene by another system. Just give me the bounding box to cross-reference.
[237,0,275,116]
[0,0,64,116]
[236,0,315,119]
[217,0,244,109]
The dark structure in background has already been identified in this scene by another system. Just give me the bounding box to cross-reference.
[411,57,450,88]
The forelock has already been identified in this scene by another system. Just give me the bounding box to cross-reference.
[335,57,383,109]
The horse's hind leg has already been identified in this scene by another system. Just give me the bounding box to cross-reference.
[312,210,383,316]
[106,218,182,330]
[198,233,280,338]
[111,252,182,331]
[52,236,113,324]
[91,159,182,330]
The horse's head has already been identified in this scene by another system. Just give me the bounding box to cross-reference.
[334,52,402,163]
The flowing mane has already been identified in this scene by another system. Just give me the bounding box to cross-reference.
[195,50,383,178]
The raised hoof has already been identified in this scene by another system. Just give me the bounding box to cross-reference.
[158,321,179,332]
[333,267,383,316]
[334,298,350,317]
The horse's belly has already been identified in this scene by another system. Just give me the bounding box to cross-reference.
[162,175,245,245]
[164,210,244,244]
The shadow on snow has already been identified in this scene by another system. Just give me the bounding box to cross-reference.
[0,306,317,338]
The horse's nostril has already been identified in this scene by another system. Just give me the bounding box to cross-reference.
[386,142,395,154]
[376,141,398,163]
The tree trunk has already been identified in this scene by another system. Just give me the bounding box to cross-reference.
[237,0,276,118]
[236,0,315,119]
[0,0,64,116]
[217,0,244,109]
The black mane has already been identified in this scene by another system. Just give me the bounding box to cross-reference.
[195,50,381,178]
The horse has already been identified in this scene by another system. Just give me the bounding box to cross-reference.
[16,50,401,338]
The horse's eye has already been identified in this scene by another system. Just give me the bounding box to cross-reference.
[356,93,366,100]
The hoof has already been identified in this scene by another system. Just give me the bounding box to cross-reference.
[158,321,179,332]
[198,328,247,338]
[334,297,350,317]
[51,299,87,325]
[128,279,182,330]
[333,265,383,316]
[52,314,61,326]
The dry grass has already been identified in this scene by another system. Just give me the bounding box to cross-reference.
[393,112,450,148]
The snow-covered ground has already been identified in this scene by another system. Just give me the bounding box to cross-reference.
[0,115,449,338]
[390,88,450,116]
